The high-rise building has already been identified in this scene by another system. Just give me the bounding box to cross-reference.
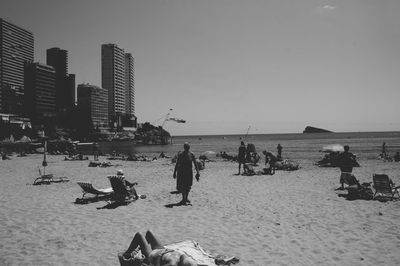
[77,84,108,129]
[66,74,76,106]
[24,62,56,122]
[125,53,135,116]
[0,18,34,114]
[102,44,126,120]
[46,47,75,112]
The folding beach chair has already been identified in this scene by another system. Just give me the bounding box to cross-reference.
[108,176,138,202]
[77,182,113,198]
[372,174,400,200]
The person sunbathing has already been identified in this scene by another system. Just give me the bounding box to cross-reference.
[122,230,197,266]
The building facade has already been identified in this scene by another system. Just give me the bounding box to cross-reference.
[0,18,34,114]
[102,44,125,120]
[77,84,108,129]
[125,53,135,116]
[46,47,75,112]
[24,62,56,122]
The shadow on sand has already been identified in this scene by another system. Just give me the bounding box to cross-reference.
[97,201,132,209]
[164,201,192,208]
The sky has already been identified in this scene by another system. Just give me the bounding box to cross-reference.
[1,0,399,135]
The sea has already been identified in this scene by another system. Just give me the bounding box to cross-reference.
[93,131,400,161]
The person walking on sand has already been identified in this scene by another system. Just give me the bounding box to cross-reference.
[277,144,283,161]
[381,142,387,158]
[238,141,246,174]
[337,145,357,190]
[93,142,99,161]
[173,143,200,205]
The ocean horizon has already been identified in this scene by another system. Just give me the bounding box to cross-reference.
[92,131,400,162]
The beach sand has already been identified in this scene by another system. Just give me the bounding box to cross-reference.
[1,154,400,265]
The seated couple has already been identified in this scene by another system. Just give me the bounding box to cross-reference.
[121,230,197,266]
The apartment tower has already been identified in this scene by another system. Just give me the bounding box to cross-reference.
[125,53,135,116]
[46,47,75,112]
[24,62,56,122]
[77,83,108,129]
[0,18,34,114]
[101,43,135,127]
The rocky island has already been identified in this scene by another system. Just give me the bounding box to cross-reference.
[303,126,332,133]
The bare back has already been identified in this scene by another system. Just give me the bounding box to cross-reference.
[148,249,197,266]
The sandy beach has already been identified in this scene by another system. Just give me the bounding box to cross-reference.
[1,153,400,265]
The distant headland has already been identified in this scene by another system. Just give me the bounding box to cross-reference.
[303,126,332,133]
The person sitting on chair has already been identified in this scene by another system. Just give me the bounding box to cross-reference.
[116,169,138,199]
[122,230,197,266]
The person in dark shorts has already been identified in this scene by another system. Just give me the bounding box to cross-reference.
[121,230,197,266]
[173,143,200,205]
[237,141,246,174]
[277,144,282,161]
[338,145,357,189]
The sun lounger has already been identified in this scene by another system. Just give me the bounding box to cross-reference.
[75,182,114,204]
[118,240,240,266]
[77,182,113,198]
[373,174,400,200]
[33,173,69,185]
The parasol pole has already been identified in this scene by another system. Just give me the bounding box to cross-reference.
[42,140,48,176]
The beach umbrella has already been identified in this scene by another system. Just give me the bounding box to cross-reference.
[321,144,344,153]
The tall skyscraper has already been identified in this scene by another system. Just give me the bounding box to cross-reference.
[0,18,34,114]
[125,53,135,116]
[24,62,56,122]
[46,47,75,112]
[102,44,125,119]
[77,84,108,129]
[101,43,135,127]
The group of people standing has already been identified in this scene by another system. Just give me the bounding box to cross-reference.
[237,141,282,175]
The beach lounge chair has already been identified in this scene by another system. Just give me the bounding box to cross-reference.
[118,240,240,266]
[75,182,114,204]
[108,176,138,202]
[33,170,69,185]
[372,174,400,200]
[77,182,113,198]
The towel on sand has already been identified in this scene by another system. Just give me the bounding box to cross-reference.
[118,240,239,266]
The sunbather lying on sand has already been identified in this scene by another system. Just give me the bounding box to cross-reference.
[122,230,197,266]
